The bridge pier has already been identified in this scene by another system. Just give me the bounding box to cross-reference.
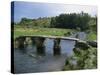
[35,37,45,55]
[24,37,32,46]
[53,38,61,55]
[16,36,26,49]
[31,37,35,45]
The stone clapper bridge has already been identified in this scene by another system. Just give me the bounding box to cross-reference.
[14,35,85,55]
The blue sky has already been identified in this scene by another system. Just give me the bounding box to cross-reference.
[12,1,97,22]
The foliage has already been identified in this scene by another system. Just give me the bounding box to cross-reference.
[86,31,97,41]
[13,12,97,32]
[63,42,97,70]
[18,17,51,28]
[51,12,92,31]
[88,16,97,32]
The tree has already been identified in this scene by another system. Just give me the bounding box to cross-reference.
[50,12,91,31]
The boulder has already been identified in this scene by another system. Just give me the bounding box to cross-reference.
[87,40,97,47]
[75,41,90,50]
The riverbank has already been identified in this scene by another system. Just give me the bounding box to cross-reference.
[86,31,97,41]
[62,41,97,70]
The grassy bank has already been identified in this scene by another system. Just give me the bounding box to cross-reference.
[86,32,97,41]
[62,44,97,70]
[14,27,76,39]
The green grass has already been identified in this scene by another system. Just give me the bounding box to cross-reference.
[86,32,97,41]
[14,27,76,39]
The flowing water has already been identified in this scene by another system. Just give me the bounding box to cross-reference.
[14,32,86,73]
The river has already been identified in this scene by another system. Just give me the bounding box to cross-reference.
[14,32,86,73]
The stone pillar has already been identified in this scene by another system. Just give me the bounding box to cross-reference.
[53,38,61,55]
[31,37,35,45]
[24,37,32,46]
[17,36,26,49]
[35,37,45,55]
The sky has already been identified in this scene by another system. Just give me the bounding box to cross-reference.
[11,1,97,22]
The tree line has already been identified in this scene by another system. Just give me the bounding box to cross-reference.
[14,12,97,31]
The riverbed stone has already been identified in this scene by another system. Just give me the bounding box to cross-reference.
[75,41,90,50]
[87,40,97,47]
